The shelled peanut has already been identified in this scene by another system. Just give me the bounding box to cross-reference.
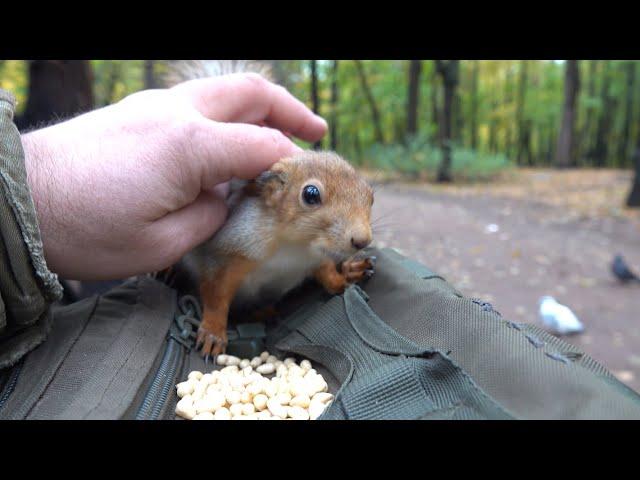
[175,352,333,420]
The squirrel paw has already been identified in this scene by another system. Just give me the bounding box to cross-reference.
[342,255,376,284]
[196,324,228,360]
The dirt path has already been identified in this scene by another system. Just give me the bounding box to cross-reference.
[370,170,640,392]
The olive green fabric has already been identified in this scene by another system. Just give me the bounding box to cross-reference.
[0,277,177,419]
[2,247,640,419]
[267,248,640,419]
[0,89,63,369]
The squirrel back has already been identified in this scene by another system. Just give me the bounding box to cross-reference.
[162,60,273,87]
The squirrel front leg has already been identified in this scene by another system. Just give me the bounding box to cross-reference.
[314,257,376,295]
[197,256,257,360]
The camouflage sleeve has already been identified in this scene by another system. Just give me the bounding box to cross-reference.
[0,89,63,368]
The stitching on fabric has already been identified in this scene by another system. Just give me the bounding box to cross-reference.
[545,352,570,364]
[24,295,100,418]
[524,334,545,348]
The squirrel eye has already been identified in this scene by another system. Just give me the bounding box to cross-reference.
[302,184,321,205]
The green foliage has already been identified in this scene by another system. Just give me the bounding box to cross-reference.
[362,133,513,182]
[91,60,145,106]
[0,60,28,112]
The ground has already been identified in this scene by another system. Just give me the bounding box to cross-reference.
[368,169,640,392]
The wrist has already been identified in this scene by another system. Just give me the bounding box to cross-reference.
[21,130,64,277]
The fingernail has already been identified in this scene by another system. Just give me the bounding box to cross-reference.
[314,114,328,129]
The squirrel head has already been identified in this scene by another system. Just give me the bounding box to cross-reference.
[251,151,374,262]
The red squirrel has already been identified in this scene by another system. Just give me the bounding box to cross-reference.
[166,61,375,359]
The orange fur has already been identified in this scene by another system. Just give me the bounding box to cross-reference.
[314,257,374,295]
[314,260,348,294]
[197,256,257,357]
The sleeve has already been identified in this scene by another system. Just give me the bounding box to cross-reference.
[0,88,63,368]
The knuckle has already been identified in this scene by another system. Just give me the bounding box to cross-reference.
[241,72,270,93]
[243,72,267,85]
[259,128,288,149]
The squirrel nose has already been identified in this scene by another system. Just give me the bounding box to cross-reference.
[351,236,371,250]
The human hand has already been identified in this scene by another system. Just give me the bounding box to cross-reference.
[22,73,327,280]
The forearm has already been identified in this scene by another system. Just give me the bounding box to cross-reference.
[21,128,75,278]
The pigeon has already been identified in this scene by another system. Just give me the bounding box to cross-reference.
[611,254,640,283]
[538,296,584,335]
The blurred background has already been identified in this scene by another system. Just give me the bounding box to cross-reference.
[2,60,639,390]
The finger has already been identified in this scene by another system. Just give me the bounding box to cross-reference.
[174,73,327,143]
[190,121,303,189]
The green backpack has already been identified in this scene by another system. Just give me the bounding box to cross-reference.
[1,247,639,419]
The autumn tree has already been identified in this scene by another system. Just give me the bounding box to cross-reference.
[515,61,531,165]
[354,60,384,144]
[16,60,94,131]
[591,61,615,167]
[469,61,479,150]
[627,135,640,207]
[618,61,636,165]
[330,60,339,151]
[144,60,156,89]
[435,60,460,182]
[406,60,422,137]
[310,60,321,150]
[555,60,580,168]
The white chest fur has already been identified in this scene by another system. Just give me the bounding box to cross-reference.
[234,244,324,306]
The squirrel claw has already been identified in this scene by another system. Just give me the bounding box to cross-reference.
[196,326,228,358]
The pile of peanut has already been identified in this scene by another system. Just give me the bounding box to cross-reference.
[175,352,333,420]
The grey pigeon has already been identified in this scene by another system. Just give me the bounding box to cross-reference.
[612,254,640,283]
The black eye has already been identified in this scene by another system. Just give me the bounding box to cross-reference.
[302,185,321,205]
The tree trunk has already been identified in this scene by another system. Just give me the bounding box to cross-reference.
[430,65,441,145]
[453,88,464,144]
[578,60,598,165]
[515,61,529,165]
[354,60,384,144]
[406,60,422,137]
[618,61,636,167]
[627,134,640,206]
[330,60,339,151]
[16,60,94,131]
[470,61,479,150]
[310,60,321,150]
[144,60,156,89]
[435,60,459,183]
[488,99,498,153]
[267,60,288,88]
[555,60,580,168]
[591,61,614,167]
[103,61,122,106]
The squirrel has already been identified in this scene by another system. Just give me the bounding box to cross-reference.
[164,61,376,359]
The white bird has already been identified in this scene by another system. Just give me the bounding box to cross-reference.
[538,296,584,335]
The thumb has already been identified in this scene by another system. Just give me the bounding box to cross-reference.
[149,190,228,268]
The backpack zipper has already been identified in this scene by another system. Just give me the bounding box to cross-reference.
[135,295,201,420]
[135,337,185,419]
[0,359,23,412]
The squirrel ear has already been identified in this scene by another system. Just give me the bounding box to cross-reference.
[254,161,289,206]
[255,169,287,188]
